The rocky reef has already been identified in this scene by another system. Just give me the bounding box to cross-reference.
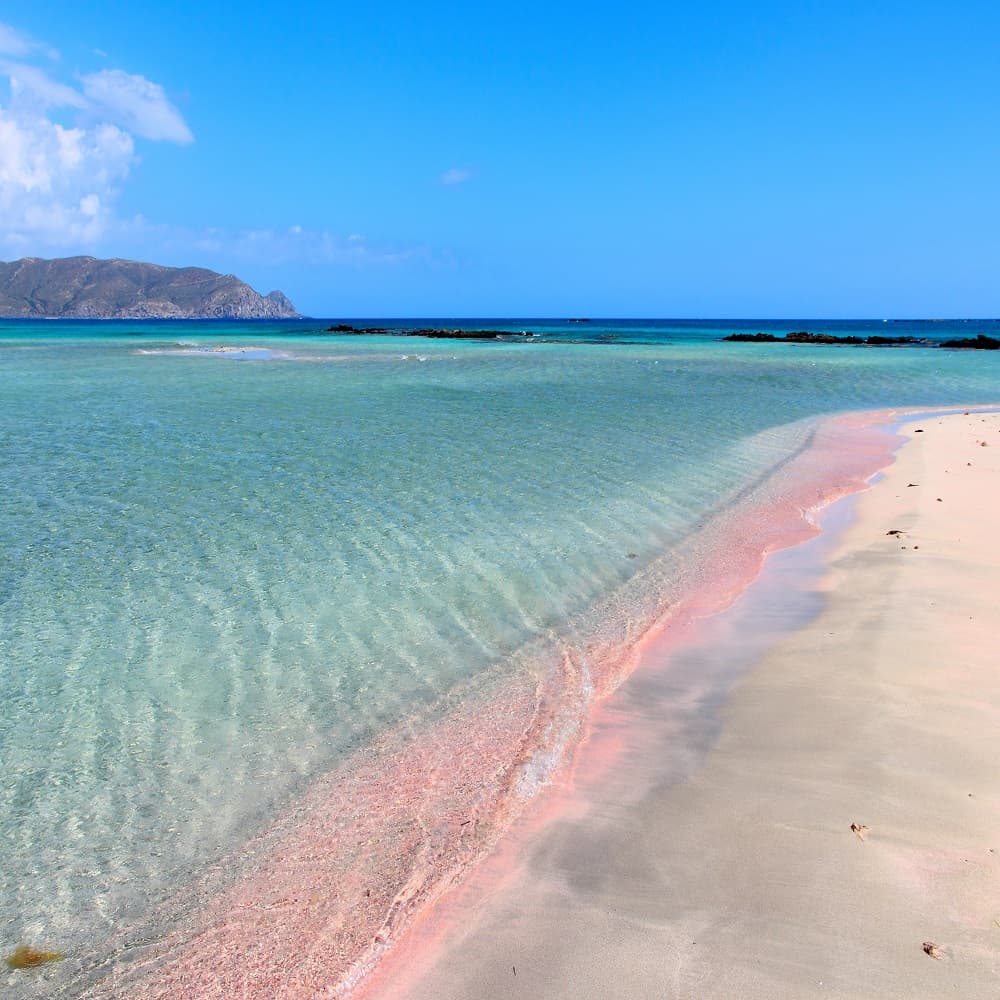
[724,331,927,346]
[726,330,1000,349]
[939,334,1000,350]
[325,325,537,340]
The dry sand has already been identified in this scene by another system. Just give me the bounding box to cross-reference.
[388,411,1000,1000]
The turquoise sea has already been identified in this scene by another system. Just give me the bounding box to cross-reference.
[2,318,999,995]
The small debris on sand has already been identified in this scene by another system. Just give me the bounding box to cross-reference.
[5,945,64,970]
[922,941,941,959]
[851,823,870,841]
[887,529,906,536]
[907,482,919,487]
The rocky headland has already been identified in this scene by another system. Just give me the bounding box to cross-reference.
[0,256,299,319]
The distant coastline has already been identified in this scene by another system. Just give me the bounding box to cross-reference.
[0,256,299,320]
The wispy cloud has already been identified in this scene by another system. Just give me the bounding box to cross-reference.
[0,22,194,251]
[0,22,31,56]
[120,219,435,269]
[81,69,193,144]
[1,60,87,109]
[0,21,57,60]
[440,167,472,186]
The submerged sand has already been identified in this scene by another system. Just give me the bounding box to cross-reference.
[70,415,899,999]
[388,411,1000,1000]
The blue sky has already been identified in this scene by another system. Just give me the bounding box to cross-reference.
[0,2,998,317]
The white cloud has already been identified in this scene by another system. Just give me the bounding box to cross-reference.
[0,110,133,249]
[1,60,87,109]
[0,22,58,60]
[81,69,193,144]
[0,22,33,57]
[0,23,193,250]
[0,22,429,273]
[440,167,472,186]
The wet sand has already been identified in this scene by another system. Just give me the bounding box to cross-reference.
[387,411,1000,1000]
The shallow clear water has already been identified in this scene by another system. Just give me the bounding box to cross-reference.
[1,320,998,989]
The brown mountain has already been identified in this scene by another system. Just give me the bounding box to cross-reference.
[0,256,300,319]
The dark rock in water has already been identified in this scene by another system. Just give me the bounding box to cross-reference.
[940,334,1000,350]
[724,332,781,342]
[724,331,854,344]
[413,328,536,340]
[785,331,862,344]
[324,324,390,335]
[863,335,919,345]
[0,256,299,319]
[322,325,536,340]
[725,331,928,347]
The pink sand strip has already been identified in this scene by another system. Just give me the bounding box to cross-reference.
[82,407,928,1000]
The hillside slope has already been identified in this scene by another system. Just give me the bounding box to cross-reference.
[0,257,299,319]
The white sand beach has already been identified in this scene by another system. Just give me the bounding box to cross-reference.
[386,411,1000,1000]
